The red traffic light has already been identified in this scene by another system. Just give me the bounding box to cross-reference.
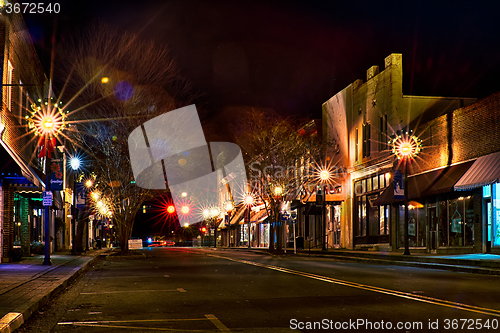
[201,227,207,233]
[166,205,175,214]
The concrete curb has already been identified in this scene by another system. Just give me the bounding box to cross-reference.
[0,252,105,333]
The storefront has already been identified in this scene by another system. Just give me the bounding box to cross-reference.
[454,151,500,253]
[375,160,478,253]
[353,171,392,247]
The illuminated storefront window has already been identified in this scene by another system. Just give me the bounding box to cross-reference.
[492,184,500,247]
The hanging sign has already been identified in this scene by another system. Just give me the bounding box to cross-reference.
[76,182,86,209]
[50,158,64,191]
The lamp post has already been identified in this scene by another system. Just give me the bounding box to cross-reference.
[244,194,254,249]
[27,98,67,265]
[224,201,234,248]
[319,170,331,251]
[391,131,422,256]
[70,156,81,254]
[84,177,94,251]
[272,185,283,251]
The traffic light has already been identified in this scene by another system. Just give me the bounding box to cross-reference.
[166,205,175,214]
[201,226,207,233]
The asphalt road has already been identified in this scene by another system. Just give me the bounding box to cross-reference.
[18,248,500,332]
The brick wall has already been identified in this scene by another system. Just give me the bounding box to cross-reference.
[1,12,46,169]
[414,92,500,174]
[1,186,14,261]
[1,13,47,261]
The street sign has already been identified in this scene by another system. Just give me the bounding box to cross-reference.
[42,191,53,206]
[128,239,143,250]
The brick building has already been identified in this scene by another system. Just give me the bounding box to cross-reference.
[374,91,500,253]
[0,11,57,261]
[322,53,479,252]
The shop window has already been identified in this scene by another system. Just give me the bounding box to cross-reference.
[367,177,372,192]
[379,174,385,188]
[373,175,379,191]
[368,195,379,236]
[464,196,474,246]
[483,185,491,198]
[493,183,500,247]
[398,205,405,248]
[438,200,448,247]
[449,198,463,246]
[360,196,367,236]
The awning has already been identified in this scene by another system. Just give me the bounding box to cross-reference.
[230,206,246,225]
[251,208,268,224]
[0,138,44,188]
[373,160,474,205]
[454,151,500,191]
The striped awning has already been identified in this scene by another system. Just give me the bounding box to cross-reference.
[230,206,246,225]
[251,209,268,224]
[454,151,500,191]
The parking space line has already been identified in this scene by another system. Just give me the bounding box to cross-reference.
[80,288,186,295]
[205,314,231,332]
[58,317,226,331]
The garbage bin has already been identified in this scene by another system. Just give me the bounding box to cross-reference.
[296,236,304,250]
[96,236,102,249]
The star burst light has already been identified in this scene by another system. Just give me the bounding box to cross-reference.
[390,131,422,160]
[27,98,67,137]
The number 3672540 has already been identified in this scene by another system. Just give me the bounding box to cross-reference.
[4,3,60,14]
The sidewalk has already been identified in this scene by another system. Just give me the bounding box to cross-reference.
[222,246,500,275]
[0,249,108,333]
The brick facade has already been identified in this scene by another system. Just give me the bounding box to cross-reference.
[414,92,500,174]
[0,12,48,262]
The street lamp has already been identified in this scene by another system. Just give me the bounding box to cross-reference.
[27,98,67,265]
[391,131,422,255]
[244,193,255,249]
[271,184,284,251]
[69,156,81,254]
[84,176,95,251]
[319,169,331,251]
[223,200,234,248]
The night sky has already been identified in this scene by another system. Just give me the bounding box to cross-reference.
[24,0,500,119]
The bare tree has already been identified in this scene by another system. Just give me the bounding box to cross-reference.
[234,109,335,251]
[57,22,194,254]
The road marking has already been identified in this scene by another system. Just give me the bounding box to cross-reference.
[88,312,102,315]
[164,275,170,277]
[205,314,231,332]
[80,288,186,295]
[208,254,500,318]
[58,317,228,332]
